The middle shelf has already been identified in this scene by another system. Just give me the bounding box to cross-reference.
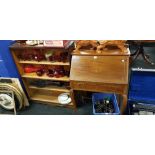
[19,60,70,66]
[22,73,70,82]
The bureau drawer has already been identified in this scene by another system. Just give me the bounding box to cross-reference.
[70,55,129,84]
[70,81,128,94]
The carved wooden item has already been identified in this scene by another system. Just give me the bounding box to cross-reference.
[97,40,126,52]
[75,40,99,50]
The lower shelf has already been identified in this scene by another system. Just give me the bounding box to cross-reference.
[30,93,74,107]
[29,85,70,93]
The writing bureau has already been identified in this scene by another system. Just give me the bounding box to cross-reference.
[70,48,130,114]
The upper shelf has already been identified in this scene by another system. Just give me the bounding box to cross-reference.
[19,60,70,66]
[9,42,73,50]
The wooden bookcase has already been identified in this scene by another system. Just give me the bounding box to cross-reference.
[10,43,76,109]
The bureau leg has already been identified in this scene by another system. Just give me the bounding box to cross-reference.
[120,94,127,114]
[117,94,122,107]
[70,89,77,111]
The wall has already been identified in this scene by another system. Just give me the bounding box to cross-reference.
[0,40,19,78]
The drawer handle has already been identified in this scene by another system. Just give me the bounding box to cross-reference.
[121,59,125,62]
[78,83,84,86]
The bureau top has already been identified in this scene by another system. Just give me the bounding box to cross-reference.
[72,48,130,56]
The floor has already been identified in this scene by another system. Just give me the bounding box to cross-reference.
[1,45,155,115]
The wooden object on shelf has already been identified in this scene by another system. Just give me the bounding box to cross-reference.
[97,40,126,52]
[43,40,63,47]
[70,48,130,114]
[16,40,27,44]
[9,43,76,109]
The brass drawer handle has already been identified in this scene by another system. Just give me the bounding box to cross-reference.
[77,83,84,86]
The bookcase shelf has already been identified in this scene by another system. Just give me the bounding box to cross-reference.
[19,60,70,66]
[30,93,73,107]
[29,85,70,93]
[22,73,70,82]
[10,43,76,109]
